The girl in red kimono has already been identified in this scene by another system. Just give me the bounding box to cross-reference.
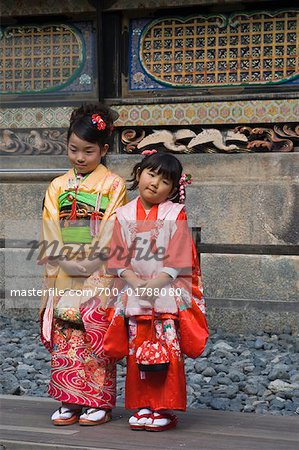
[106,150,209,431]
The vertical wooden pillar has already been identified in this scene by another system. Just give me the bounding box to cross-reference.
[96,1,104,102]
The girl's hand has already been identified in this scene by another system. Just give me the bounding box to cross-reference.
[120,269,146,291]
[128,276,147,292]
[140,273,172,301]
[46,257,60,267]
[58,259,87,277]
[74,257,101,277]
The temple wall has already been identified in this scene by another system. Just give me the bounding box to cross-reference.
[1,153,298,332]
[0,0,298,332]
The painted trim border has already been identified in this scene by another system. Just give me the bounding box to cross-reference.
[0,98,298,129]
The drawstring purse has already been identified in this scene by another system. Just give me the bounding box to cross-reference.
[136,309,170,372]
[53,290,83,324]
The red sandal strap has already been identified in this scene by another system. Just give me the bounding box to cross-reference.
[134,411,151,420]
[150,412,178,422]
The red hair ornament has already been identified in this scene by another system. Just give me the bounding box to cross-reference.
[91,114,106,131]
[141,149,157,156]
[179,173,192,203]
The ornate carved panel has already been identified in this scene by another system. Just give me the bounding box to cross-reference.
[0,22,96,95]
[0,129,67,155]
[130,10,299,90]
[121,125,299,153]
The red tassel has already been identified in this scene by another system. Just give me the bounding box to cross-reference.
[69,198,77,221]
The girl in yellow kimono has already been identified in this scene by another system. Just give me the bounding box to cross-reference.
[39,104,127,426]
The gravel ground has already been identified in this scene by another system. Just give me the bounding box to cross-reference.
[1,316,298,416]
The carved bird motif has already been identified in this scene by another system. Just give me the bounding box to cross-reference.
[226,130,248,143]
[188,129,246,151]
[137,129,196,152]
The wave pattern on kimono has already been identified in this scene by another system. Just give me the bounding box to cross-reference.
[49,306,116,408]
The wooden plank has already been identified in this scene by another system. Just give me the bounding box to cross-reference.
[0,397,298,450]
[3,238,298,256]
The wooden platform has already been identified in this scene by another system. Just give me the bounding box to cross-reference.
[0,395,298,450]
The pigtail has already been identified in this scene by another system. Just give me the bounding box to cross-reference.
[168,185,180,203]
[127,162,141,191]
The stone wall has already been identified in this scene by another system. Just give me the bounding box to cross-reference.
[1,1,298,333]
[1,153,298,333]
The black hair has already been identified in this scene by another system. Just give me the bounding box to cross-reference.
[128,151,183,203]
[67,103,118,148]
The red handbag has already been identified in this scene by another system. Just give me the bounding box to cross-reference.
[136,309,170,372]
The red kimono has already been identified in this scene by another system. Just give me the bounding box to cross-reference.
[106,197,209,411]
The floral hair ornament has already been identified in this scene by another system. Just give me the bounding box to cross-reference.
[141,149,157,156]
[179,173,192,203]
[91,114,106,131]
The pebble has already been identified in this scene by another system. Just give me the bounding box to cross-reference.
[268,380,299,394]
[212,341,234,352]
[0,316,298,416]
[254,338,265,349]
[202,367,217,377]
[268,365,290,381]
[243,384,259,396]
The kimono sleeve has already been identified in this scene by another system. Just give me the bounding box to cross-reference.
[107,217,132,273]
[106,176,128,218]
[163,209,193,270]
[92,176,128,253]
[39,178,64,261]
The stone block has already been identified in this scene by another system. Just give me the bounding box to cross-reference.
[0,183,46,240]
[2,153,297,245]
[201,254,298,302]
[3,248,43,311]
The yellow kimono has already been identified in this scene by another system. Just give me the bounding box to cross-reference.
[40,163,127,409]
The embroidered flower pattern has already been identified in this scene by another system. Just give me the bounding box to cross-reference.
[194,295,206,314]
[150,219,164,240]
[93,367,105,386]
[67,347,76,359]
[49,310,116,407]
[54,307,82,324]
[128,222,137,242]
[129,318,183,362]
[136,341,169,366]
[163,319,181,358]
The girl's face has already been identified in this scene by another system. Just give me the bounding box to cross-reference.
[137,167,174,209]
[67,133,108,174]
